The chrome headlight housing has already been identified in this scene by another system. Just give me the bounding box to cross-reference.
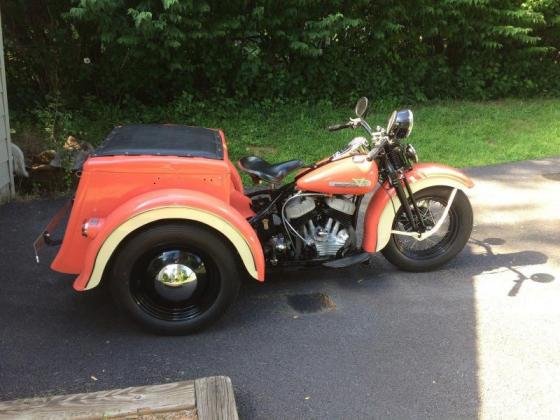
[387,109,413,139]
[404,144,419,164]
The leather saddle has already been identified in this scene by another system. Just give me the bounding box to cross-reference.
[238,156,304,183]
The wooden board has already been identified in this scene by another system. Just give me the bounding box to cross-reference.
[194,377,238,420]
[0,380,201,419]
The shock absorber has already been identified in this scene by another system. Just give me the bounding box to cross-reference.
[386,160,418,231]
[385,155,425,232]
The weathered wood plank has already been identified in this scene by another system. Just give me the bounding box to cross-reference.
[0,381,196,419]
[194,376,238,420]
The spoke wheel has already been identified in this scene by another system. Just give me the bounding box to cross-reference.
[382,186,473,272]
[393,196,458,259]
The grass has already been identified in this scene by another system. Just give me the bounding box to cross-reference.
[215,98,560,169]
[11,98,560,174]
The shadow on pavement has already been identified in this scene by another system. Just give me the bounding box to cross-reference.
[468,238,554,297]
[0,198,480,418]
[0,186,555,418]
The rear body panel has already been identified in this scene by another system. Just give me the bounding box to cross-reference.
[47,127,260,289]
[69,189,264,291]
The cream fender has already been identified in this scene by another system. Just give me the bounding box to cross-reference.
[82,207,259,290]
[69,188,266,292]
[362,163,474,252]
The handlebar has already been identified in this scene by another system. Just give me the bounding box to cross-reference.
[328,116,389,161]
[327,122,352,132]
[366,136,388,161]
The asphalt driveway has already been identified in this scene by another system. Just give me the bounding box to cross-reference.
[1,158,559,418]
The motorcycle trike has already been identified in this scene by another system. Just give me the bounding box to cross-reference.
[35,98,473,334]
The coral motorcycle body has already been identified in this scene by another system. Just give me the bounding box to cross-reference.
[35,98,473,334]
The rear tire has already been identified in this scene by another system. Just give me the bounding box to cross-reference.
[110,223,241,335]
[382,186,473,272]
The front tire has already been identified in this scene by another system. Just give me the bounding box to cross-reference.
[382,186,473,272]
[110,223,241,335]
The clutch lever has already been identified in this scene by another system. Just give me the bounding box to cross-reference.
[328,117,365,132]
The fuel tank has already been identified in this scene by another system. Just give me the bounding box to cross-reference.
[296,155,378,195]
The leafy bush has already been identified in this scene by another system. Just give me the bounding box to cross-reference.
[3,0,560,112]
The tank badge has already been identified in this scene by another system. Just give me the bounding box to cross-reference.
[352,178,371,187]
[329,178,371,188]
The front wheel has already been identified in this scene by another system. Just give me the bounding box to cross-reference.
[382,186,473,272]
[109,223,241,335]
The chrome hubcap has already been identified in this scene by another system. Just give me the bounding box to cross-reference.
[154,262,198,301]
[131,247,219,321]
[156,263,197,286]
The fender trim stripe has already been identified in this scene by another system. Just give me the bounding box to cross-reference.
[375,175,472,251]
[83,206,258,290]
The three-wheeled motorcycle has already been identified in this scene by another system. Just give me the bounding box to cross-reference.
[35,98,473,334]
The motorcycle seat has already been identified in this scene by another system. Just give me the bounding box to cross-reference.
[238,156,304,183]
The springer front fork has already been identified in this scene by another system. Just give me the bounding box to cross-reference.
[386,165,457,240]
[387,168,426,232]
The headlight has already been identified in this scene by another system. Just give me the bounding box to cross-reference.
[387,109,413,139]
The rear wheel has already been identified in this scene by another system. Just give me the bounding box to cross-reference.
[110,223,241,335]
[382,186,473,272]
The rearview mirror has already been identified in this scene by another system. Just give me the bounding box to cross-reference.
[355,97,369,118]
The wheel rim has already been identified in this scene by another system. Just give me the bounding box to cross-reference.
[129,247,220,321]
[393,195,459,260]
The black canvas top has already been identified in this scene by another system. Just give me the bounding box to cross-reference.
[92,124,223,159]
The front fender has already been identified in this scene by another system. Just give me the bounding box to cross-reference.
[71,189,265,291]
[362,163,474,252]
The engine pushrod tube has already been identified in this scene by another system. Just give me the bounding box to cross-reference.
[281,192,329,246]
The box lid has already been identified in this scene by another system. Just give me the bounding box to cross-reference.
[93,124,223,160]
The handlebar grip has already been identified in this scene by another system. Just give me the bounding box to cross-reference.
[328,122,351,132]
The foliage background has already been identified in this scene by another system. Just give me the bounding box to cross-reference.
[3,0,560,112]
[2,0,560,193]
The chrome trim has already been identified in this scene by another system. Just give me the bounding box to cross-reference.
[156,263,197,287]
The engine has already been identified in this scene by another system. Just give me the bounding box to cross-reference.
[301,217,351,257]
[283,195,357,258]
